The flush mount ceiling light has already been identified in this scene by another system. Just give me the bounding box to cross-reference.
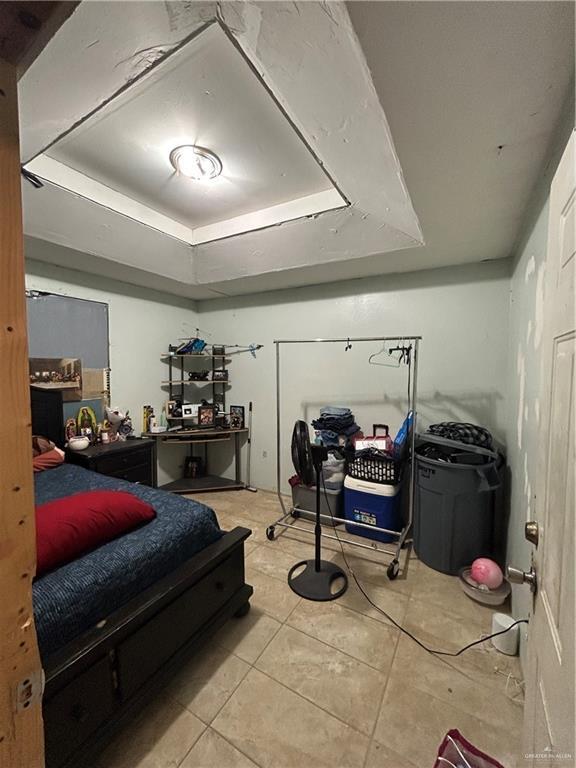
[169,145,222,180]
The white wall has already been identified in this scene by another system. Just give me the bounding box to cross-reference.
[505,101,574,656]
[506,202,549,653]
[25,256,198,486]
[197,260,511,493]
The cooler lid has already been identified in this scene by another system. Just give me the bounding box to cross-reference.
[344,475,400,496]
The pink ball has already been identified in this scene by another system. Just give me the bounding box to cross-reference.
[470,558,503,590]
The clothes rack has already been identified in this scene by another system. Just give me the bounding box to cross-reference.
[266,335,421,579]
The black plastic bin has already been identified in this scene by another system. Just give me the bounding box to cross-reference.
[413,435,502,575]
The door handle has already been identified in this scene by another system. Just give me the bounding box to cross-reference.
[525,520,539,547]
[506,565,537,594]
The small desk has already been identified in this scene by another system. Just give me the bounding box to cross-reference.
[142,428,248,494]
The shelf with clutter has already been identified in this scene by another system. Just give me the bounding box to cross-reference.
[142,333,262,494]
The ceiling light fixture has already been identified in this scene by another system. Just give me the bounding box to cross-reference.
[169,145,222,181]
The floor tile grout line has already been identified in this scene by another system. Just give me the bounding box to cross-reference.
[283,606,400,673]
[245,564,298,586]
[246,556,411,608]
[261,576,411,631]
[281,594,303,624]
[237,611,285,668]
[334,593,410,629]
[207,724,268,768]
[253,635,387,741]
[383,649,525,730]
[247,559,413,627]
[173,649,252,731]
[380,674,523,758]
[265,536,416,596]
[253,665,374,742]
[175,719,207,768]
[362,623,403,768]
[160,497,523,767]
[248,625,284,669]
[246,568,401,674]
[413,644,526,702]
[213,614,283,666]
[270,614,396,678]
[407,591,490,634]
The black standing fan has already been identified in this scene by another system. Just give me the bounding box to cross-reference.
[287,421,348,601]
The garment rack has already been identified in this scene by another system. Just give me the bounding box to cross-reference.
[266,335,421,580]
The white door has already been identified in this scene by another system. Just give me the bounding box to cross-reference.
[522,130,575,765]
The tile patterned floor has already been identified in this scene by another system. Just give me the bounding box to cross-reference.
[97,490,524,768]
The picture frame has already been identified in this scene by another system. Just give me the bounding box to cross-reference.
[198,405,216,427]
[29,357,83,402]
[166,400,176,417]
[181,403,196,418]
[229,405,245,430]
[212,369,229,381]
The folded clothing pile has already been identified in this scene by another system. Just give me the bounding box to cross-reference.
[427,422,493,450]
[312,406,361,447]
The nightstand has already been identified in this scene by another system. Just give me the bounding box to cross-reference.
[65,438,157,487]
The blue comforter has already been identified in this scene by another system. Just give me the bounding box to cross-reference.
[33,464,222,659]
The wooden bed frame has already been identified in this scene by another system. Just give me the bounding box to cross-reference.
[31,389,253,768]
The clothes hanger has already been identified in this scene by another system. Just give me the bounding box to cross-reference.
[368,342,401,367]
[387,344,412,366]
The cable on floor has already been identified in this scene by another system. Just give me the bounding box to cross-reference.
[319,474,528,658]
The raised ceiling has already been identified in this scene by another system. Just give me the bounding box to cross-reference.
[26,22,345,244]
[20,1,575,299]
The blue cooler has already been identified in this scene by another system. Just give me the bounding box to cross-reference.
[344,476,401,542]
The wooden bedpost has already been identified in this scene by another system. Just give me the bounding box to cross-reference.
[0,58,45,768]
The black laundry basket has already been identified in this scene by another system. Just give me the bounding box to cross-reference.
[413,435,502,575]
[348,451,401,485]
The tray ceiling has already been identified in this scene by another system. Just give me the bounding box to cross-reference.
[20,1,423,296]
[23,2,573,299]
[24,22,345,244]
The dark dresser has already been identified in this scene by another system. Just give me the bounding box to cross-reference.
[65,438,157,487]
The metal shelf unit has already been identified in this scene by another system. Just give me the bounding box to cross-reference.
[154,346,246,493]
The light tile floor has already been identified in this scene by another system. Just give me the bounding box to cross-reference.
[97,490,524,768]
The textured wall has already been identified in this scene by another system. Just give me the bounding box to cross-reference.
[197,260,511,493]
[506,201,549,652]
[505,99,574,655]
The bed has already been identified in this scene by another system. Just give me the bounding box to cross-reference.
[31,390,253,768]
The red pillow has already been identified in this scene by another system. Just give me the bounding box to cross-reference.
[35,490,156,576]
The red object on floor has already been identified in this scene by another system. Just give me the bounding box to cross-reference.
[434,729,505,768]
[36,490,155,576]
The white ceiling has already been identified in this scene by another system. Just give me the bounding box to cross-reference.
[20,1,574,299]
[27,22,345,244]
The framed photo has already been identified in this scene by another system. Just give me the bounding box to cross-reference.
[166,400,176,417]
[212,369,229,381]
[198,405,216,427]
[229,405,245,430]
[29,357,83,402]
[181,403,196,418]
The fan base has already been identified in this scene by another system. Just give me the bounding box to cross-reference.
[287,559,348,601]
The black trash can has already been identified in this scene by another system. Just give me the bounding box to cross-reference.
[413,435,502,575]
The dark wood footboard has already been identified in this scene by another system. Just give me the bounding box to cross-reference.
[42,526,253,768]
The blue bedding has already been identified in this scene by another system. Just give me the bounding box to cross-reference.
[33,464,222,659]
